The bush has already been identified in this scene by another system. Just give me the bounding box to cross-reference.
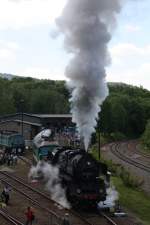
[110,132,127,141]
[141,120,150,151]
[120,167,144,188]
[101,159,144,188]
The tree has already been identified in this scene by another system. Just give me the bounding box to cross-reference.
[99,99,113,136]
[141,120,150,150]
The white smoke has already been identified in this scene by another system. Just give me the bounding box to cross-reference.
[33,129,51,148]
[106,187,119,206]
[55,0,122,150]
[29,161,71,209]
[98,186,118,209]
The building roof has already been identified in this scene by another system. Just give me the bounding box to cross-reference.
[30,114,72,118]
[0,113,72,120]
[0,119,42,127]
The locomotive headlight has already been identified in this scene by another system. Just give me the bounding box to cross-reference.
[76,188,81,194]
[87,161,91,166]
[18,148,22,153]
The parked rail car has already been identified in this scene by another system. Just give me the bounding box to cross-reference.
[33,129,109,208]
[33,129,59,162]
[33,141,59,162]
[0,132,25,155]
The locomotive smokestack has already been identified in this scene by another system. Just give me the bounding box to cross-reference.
[56,0,122,150]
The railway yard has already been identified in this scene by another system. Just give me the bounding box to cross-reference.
[0,0,149,224]
[102,141,150,194]
[0,142,145,225]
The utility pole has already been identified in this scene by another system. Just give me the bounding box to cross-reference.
[97,117,101,160]
[20,99,24,137]
[98,128,100,160]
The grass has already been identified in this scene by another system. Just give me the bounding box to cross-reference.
[90,141,150,225]
[139,143,150,155]
[112,177,150,225]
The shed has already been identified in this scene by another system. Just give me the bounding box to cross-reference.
[0,113,73,140]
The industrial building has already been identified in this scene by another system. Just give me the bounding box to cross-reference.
[0,113,73,140]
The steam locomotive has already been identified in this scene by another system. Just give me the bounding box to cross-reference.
[33,129,109,207]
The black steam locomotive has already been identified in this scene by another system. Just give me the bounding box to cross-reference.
[52,147,109,207]
[33,130,109,207]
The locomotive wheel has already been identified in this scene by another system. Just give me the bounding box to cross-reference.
[70,197,80,209]
[66,188,71,201]
[66,188,80,208]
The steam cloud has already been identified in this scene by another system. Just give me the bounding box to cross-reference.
[98,186,119,208]
[106,187,119,206]
[29,162,71,209]
[29,130,70,209]
[56,0,122,150]
[33,129,51,148]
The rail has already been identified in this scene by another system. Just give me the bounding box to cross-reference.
[111,143,150,173]
[0,172,94,225]
[0,171,62,225]
[0,208,24,225]
[101,212,118,225]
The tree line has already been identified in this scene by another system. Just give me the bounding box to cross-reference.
[99,83,150,139]
[0,77,70,115]
[0,76,150,145]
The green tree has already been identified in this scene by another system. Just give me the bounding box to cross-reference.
[141,120,150,150]
[100,99,113,136]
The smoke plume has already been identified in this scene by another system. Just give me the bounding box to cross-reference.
[29,161,71,209]
[56,0,122,150]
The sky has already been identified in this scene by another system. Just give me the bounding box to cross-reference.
[0,0,150,90]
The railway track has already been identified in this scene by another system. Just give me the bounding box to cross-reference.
[0,171,64,225]
[0,170,123,225]
[128,141,150,160]
[111,143,150,173]
[18,156,32,166]
[0,171,99,225]
[101,212,118,225]
[0,208,24,225]
[18,155,133,225]
[81,212,118,225]
[73,210,139,225]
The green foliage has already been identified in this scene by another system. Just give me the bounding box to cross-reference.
[99,83,150,139]
[109,132,127,141]
[141,120,150,150]
[0,77,16,114]
[119,167,144,188]
[0,76,149,141]
[90,135,109,161]
[101,158,143,188]
[0,77,70,115]
[91,146,143,188]
[113,177,150,225]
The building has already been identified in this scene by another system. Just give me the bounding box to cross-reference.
[0,113,73,140]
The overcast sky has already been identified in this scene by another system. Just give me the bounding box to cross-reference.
[0,0,150,90]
